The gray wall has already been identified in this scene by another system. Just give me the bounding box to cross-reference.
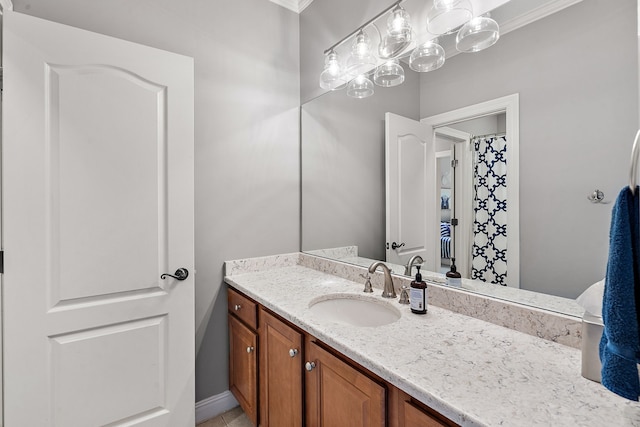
[301,70,420,260]
[13,0,301,401]
[300,0,638,299]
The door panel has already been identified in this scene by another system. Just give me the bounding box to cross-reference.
[3,11,194,426]
[51,316,167,427]
[48,65,166,305]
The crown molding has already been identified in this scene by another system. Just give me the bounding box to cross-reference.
[269,0,314,14]
[500,0,584,35]
[437,0,584,62]
[298,0,314,12]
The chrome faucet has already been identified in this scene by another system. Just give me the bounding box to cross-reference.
[404,255,424,276]
[368,261,397,298]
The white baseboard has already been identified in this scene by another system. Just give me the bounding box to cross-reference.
[195,390,239,424]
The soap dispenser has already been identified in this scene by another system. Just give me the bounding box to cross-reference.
[446,258,462,287]
[410,266,427,314]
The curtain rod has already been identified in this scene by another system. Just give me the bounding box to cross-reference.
[472,132,506,140]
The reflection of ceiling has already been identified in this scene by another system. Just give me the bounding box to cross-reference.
[268,0,314,13]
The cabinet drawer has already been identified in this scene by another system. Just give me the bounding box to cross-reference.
[228,287,257,329]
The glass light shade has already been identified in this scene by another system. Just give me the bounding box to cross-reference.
[409,40,445,72]
[387,6,411,38]
[347,74,374,99]
[351,30,372,59]
[427,0,473,35]
[319,51,347,90]
[433,0,459,8]
[345,30,377,78]
[373,60,405,87]
[344,54,377,80]
[456,16,500,53]
[379,32,413,59]
[379,5,413,59]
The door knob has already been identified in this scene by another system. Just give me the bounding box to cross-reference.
[289,348,299,358]
[305,361,316,371]
[246,346,254,353]
[160,268,189,281]
[391,242,405,250]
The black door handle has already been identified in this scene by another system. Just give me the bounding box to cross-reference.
[160,268,189,281]
[391,242,405,250]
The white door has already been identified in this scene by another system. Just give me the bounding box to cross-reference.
[3,12,195,427]
[385,113,437,273]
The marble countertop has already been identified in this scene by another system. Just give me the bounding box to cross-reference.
[304,246,584,318]
[225,263,640,427]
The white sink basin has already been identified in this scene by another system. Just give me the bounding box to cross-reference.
[308,294,401,327]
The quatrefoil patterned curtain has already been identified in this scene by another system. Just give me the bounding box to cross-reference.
[471,136,508,286]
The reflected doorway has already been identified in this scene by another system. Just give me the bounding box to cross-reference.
[422,93,519,288]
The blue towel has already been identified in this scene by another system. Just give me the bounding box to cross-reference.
[599,186,640,401]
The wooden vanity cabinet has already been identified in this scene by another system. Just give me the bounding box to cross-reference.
[305,339,386,427]
[259,307,304,427]
[227,286,457,427]
[227,288,258,426]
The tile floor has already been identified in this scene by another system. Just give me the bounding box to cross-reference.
[196,406,252,427]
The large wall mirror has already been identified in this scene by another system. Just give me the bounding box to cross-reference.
[301,0,638,316]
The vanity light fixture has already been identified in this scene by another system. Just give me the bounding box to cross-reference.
[456,14,500,53]
[319,0,501,97]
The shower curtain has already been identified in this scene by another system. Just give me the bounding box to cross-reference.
[471,136,508,286]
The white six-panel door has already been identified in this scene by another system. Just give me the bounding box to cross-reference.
[3,11,195,426]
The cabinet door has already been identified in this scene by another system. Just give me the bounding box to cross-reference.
[404,401,449,427]
[259,308,303,427]
[229,315,258,426]
[389,387,455,427]
[305,340,385,427]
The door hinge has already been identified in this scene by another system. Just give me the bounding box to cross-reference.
[451,159,458,168]
[0,251,4,274]
[451,218,458,226]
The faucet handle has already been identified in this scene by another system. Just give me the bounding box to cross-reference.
[398,285,410,305]
[360,273,373,293]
